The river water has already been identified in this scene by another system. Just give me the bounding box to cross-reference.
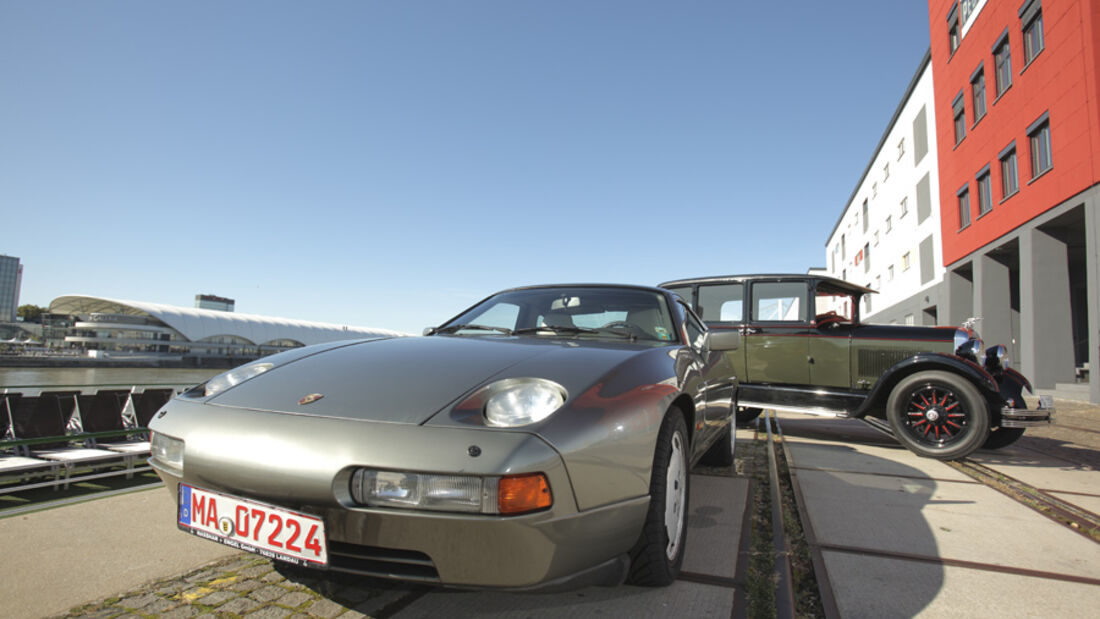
[0,367,221,389]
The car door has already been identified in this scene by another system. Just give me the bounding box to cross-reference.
[745,280,811,385]
[808,285,854,388]
[679,302,736,429]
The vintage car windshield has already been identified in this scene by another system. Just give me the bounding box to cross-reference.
[438,287,679,343]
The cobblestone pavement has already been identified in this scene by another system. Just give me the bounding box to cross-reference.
[59,555,423,619]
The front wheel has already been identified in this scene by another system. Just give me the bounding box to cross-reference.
[886,371,990,460]
[628,408,689,586]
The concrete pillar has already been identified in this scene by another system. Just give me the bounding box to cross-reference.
[1019,226,1076,389]
[944,264,974,327]
[1085,192,1100,404]
[975,254,1014,358]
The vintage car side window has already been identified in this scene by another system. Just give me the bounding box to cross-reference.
[814,292,854,326]
[752,282,808,323]
[697,283,743,323]
[664,285,693,305]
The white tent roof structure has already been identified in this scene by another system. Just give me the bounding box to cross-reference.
[49,295,406,346]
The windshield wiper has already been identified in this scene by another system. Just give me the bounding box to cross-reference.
[513,325,600,336]
[432,324,513,335]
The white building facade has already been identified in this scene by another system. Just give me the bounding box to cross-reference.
[826,52,947,326]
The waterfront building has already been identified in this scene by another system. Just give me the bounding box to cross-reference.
[47,295,405,359]
[929,0,1099,402]
[0,255,22,323]
[825,52,945,327]
[195,294,235,312]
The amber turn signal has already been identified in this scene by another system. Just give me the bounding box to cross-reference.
[498,473,552,515]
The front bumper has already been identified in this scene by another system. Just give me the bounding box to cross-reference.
[149,401,649,588]
[1001,394,1055,428]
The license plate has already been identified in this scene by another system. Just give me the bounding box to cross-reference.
[178,484,327,566]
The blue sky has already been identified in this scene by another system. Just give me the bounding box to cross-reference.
[2,1,931,333]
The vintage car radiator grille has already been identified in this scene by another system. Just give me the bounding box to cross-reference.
[327,541,441,582]
[858,350,924,379]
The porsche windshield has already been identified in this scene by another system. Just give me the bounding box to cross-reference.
[439,287,678,343]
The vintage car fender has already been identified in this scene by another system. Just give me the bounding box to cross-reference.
[997,366,1033,409]
[854,352,1001,418]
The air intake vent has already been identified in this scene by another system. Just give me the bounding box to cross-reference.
[858,350,922,379]
[327,541,440,582]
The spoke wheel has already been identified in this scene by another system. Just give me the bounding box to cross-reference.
[887,371,989,460]
[628,408,689,586]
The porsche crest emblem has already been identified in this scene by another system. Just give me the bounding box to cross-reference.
[298,393,325,406]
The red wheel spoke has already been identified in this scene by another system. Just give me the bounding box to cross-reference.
[945,402,959,411]
[945,421,961,429]
[933,426,941,439]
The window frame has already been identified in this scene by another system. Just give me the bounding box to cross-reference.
[952,90,967,145]
[976,165,993,217]
[1027,111,1052,180]
[957,182,972,230]
[970,63,986,125]
[998,140,1019,201]
[993,29,1013,99]
[1020,0,1044,67]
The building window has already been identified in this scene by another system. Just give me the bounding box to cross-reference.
[948,3,961,56]
[900,197,908,218]
[883,162,890,181]
[905,313,915,326]
[902,253,911,271]
[872,182,878,198]
[863,243,871,274]
[888,265,894,281]
[913,106,929,164]
[898,138,905,161]
[957,183,971,229]
[1021,0,1044,65]
[971,65,986,123]
[862,200,869,233]
[1028,112,1052,179]
[993,30,1012,97]
[875,275,881,290]
[999,141,1018,199]
[952,91,966,145]
[874,230,879,246]
[841,234,846,259]
[886,215,892,232]
[976,167,992,216]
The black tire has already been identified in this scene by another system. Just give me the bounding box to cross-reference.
[886,371,990,460]
[700,423,733,466]
[628,408,689,586]
[982,427,1026,449]
[735,407,763,425]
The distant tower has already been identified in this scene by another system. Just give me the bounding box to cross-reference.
[195,294,235,312]
[0,255,22,322]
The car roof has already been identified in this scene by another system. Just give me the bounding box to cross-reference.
[658,274,876,295]
[499,283,672,295]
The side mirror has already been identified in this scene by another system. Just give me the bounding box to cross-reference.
[422,327,436,336]
[707,330,741,351]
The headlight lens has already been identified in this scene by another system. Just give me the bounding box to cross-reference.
[202,362,274,397]
[151,432,184,475]
[484,379,566,427]
[984,344,1008,370]
[350,469,552,515]
[955,338,984,362]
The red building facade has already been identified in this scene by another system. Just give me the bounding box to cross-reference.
[928,0,1099,401]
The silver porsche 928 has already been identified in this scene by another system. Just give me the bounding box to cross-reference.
[149,284,740,589]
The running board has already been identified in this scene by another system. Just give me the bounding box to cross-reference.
[739,401,852,418]
[859,417,895,438]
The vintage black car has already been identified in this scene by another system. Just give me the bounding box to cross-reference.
[660,274,1054,460]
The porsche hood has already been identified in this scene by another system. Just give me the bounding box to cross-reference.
[205,336,659,425]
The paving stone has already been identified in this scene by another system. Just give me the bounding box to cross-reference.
[263,570,288,583]
[245,607,292,619]
[277,591,317,609]
[251,584,291,603]
[156,582,189,596]
[220,596,262,615]
[160,606,200,619]
[197,589,239,607]
[241,564,275,578]
[146,598,181,614]
[336,611,368,619]
[305,598,347,618]
[232,579,266,593]
[116,592,159,610]
[184,569,218,583]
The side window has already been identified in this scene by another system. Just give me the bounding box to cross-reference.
[697,283,744,324]
[665,285,693,305]
[681,305,707,353]
[752,282,808,323]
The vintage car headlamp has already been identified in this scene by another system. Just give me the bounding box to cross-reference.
[199,362,275,397]
[484,379,566,427]
[350,469,552,515]
[984,344,1008,370]
[955,337,984,363]
[150,432,184,475]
